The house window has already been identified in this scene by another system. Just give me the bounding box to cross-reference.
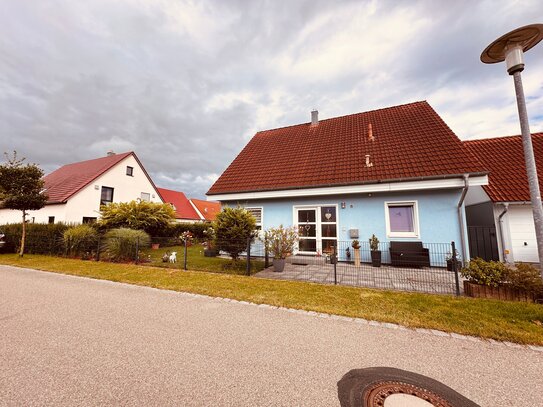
[385,201,419,238]
[245,207,263,230]
[100,186,114,206]
[82,217,97,224]
[126,166,134,176]
[48,216,55,224]
[140,192,150,202]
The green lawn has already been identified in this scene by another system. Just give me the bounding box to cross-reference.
[140,244,265,275]
[1,253,542,345]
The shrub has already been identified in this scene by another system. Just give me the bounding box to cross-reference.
[63,224,99,257]
[214,207,256,260]
[0,223,70,255]
[505,263,543,295]
[161,222,209,240]
[461,258,508,287]
[98,200,176,235]
[263,225,298,259]
[102,228,150,262]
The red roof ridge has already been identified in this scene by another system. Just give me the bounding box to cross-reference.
[256,100,429,135]
[464,132,543,145]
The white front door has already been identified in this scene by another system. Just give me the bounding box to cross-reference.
[295,205,338,255]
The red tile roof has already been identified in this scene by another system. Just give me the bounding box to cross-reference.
[464,133,543,202]
[190,199,221,221]
[207,101,486,195]
[157,188,201,220]
[44,152,134,203]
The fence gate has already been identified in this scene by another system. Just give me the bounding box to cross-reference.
[467,226,499,261]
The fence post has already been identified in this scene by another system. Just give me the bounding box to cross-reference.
[264,236,269,268]
[333,245,337,285]
[246,237,251,276]
[452,241,460,296]
[96,235,101,261]
[184,238,188,270]
[135,236,139,264]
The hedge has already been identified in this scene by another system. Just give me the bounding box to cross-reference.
[0,223,71,255]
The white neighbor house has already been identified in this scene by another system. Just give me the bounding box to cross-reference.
[0,151,163,225]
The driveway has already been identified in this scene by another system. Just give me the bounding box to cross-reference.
[0,265,541,406]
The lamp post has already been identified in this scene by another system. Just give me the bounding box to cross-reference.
[481,24,543,277]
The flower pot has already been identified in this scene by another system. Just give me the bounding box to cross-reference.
[370,250,381,267]
[273,258,286,272]
[446,259,458,272]
[151,243,160,250]
[353,248,361,267]
[204,248,217,257]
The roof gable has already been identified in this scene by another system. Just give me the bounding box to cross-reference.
[207,101,486,195]
[44,152,133,203]
[157,188,200,220]
[464,133,543,202]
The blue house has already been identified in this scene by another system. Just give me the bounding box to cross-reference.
[207,101,488,264]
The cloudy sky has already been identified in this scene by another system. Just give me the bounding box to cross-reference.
[1,0,543,198]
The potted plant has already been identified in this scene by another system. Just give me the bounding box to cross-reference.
[203,227,217,257]
[369,234,381,267]
[445,250,460,271]
[351,240,361,267]
[263,225,298,272]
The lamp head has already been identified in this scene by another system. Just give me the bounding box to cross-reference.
[481,24,543,74]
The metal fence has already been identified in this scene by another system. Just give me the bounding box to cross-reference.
[258,241,463,296]
[7,231,462,295]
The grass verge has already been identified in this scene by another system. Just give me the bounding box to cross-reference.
[140,244,265,275]
[1,254,542,345]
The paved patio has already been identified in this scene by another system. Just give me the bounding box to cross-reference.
[255,257,462,295]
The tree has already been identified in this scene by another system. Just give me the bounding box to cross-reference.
[0,152,48,256]
[214,207,256,260]
[98,200,176,235]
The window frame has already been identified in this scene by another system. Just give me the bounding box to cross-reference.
[140,192,151,202]
[126,166,134,176]
[292,204,339,255]
[100,186,114,206]
[384,200,420,238]
[48,216,55,224]
[245,207,263,231]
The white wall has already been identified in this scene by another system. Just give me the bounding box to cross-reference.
[505,205,538,263]
[0,155,163,225]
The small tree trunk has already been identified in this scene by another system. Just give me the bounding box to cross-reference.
[20,210,27,257]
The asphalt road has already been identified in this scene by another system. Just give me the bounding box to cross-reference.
[1,265,542,406]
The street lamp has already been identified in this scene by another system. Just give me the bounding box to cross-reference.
[481,24,543,276]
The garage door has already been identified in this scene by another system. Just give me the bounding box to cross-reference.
[508,206,539,263]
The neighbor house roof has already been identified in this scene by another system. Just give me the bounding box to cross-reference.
[157,188,201,220]
[207,101,486,195]
[44,152,135,204]
[189,199,221,221]
[464,133,543,202]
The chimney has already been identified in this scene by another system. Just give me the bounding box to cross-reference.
[107,150,115,157]
[365,154,373,167]
[368,123,374,141]
[311,109,318,126]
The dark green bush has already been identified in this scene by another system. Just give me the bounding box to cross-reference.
[102,228,150,262]
[461,258,508,287]
[63,224,99,257]
[0,223,70,255]
[159,222,209,239]
[505,263,543,295]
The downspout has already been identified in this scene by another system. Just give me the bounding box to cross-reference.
[457,175,469,265]
[498,203,509,262]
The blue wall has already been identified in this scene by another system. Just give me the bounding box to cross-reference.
[223,188,468,263]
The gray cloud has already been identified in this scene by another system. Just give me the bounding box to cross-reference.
[1,0,543,197]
